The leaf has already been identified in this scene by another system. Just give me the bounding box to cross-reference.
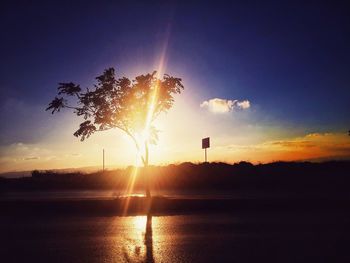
[45,97,65,114]
[58,82,81,96]
[73,121,97,141]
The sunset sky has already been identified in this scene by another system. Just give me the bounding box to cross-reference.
[1,1,350,173]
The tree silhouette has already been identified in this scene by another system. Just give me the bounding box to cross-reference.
[46,68,184,197]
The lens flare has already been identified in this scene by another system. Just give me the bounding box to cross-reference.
[122,166,141,215]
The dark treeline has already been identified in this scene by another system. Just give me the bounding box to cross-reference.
[1,161,350,196]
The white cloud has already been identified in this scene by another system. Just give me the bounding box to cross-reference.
[236,100,250,109]
[200,98,251,113]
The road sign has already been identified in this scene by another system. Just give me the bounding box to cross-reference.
[202,137,210,162]
[202,137,210,149]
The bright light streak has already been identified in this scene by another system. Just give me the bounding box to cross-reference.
[122,166,142,215]
[142,26,170,146]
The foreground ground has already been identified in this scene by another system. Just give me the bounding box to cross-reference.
[1,196,350,262]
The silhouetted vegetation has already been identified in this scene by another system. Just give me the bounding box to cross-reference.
[1,161,350,198]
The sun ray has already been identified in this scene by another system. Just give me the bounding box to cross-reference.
[142,29,170,145]
[122,165,140,215]
[122,27,171,213]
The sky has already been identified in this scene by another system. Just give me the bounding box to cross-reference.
[0,1,350,173]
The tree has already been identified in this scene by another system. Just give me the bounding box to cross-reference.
[46,68,184,197]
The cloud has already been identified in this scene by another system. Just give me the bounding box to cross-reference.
[23,156,40,161]
[235,100,250,109]
[200,98,250,113]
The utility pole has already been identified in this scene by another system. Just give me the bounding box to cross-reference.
[103,149,105,172]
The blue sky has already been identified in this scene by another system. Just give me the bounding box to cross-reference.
[1,1,350,172]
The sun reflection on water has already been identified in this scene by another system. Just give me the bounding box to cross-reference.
[133,216,147,231]
[121,215,155,263]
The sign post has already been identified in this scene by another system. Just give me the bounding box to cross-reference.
[202,137,210,163]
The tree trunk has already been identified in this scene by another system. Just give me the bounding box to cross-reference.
[145,142,151,198]
[146,178,151,197]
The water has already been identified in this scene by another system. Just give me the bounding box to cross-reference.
[0,189,326,201]
[1,213,349,262]
[0,190,251,201]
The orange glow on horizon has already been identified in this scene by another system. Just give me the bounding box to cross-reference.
[1,128,350,174]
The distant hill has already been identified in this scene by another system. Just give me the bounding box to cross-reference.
[0,171,32,178]
[0,166,116,178]
[1,161,350,198]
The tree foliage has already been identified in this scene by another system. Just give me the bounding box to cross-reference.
[46,67,184,153]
